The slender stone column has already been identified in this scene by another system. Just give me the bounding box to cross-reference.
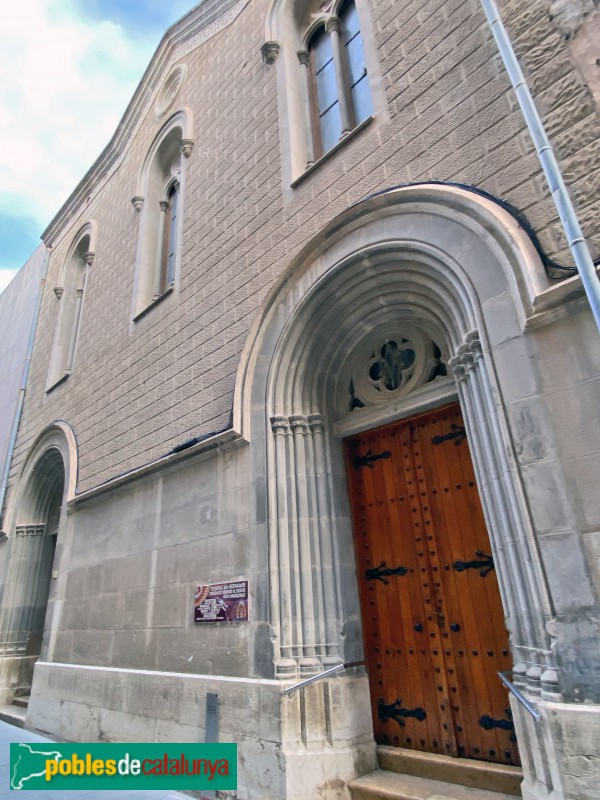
[271,417,298,675]
[271,412,343,677]
[290,416,320,672]
[449,331,557,696]
[0,526,46,655]
[66,286,84,373]
[154,200,169,298]
[326,16,353,135]
[309,415,342,665]
[297,51,316,167]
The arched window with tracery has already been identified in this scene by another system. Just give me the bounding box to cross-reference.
[131,108,193,319]
[47,223,96,391]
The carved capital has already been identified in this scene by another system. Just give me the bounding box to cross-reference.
[261,40,281,65]
[159,200,169,213]
[271,415,290,435]
[180,139,194,158]
[297,49,309,67]
[449,330,482,381]
[448,359,466,381]
[307,413,325,434]
[465,330,482,358]
[84,251,95,266]
[289,414,310,435]
[131,195,144,212]
[326,15,342,34]
[16,525,45,538]
[76,288,84,298]
[53,286,64,299]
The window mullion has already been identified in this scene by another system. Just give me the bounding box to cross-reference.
[298,50,318,166]
[326,16,353,136]
[66,273,85,373]
[156,200,169,298]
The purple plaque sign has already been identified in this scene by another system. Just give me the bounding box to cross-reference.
[194,580,249,623]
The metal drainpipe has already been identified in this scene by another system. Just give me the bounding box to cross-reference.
[480,0,600,333]
[0,246,52,534]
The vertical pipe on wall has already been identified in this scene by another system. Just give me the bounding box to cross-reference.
[480,0,600,333]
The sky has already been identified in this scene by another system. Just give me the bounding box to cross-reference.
[0,0,201,294]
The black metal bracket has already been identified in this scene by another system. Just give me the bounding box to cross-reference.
[431,424,466,446]
[379,698,426,727]
[480,714,513,731]
[365,561,408,584]
[353,449,392,469]
[479,709,517,742]
[454,550,494,577]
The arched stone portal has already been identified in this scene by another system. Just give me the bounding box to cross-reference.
[0,423,76,703]
[235,185,565,799]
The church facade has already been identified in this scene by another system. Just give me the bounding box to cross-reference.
[1,0,599,798]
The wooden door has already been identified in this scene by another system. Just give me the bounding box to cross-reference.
[344,403,519,765]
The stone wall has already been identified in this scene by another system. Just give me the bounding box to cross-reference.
[29,662,375,800]
[6,0,600,498]
[45,443,271,678]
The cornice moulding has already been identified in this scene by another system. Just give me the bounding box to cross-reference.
[42,0,250,246]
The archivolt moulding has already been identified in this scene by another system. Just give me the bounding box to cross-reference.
[134,107,195,200]
[3,422,78,538]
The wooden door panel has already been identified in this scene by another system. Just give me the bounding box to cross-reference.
[412,405,518,764]
[345,425,454,755]
[344,403,519,766]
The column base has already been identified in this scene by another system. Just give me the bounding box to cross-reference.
[0,654,37,704]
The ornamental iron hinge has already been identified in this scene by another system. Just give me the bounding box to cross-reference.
[353,449,392,469]
[365,561,408,584]
[431,424,466,446]
[454,550,494,577]
[479,709,517,742]
[379,698,426,727]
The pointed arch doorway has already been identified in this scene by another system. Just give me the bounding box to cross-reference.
[344,402,519,766]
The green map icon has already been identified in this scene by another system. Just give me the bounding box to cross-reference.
[11,743,62,790]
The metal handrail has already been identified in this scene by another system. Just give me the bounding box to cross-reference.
[498,670,542,721]
[284,661,365,695]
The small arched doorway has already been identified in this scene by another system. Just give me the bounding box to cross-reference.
[9,449,64,658]
[0,424,74,702]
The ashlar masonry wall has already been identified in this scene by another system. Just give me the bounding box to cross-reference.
[3,1,600,797]
[6,0,600,500]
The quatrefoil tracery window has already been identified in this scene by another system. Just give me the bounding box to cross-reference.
[343,328,448,416]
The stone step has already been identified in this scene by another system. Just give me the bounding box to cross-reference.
[348,770,519,800]
[0,704,27,729]
[377,747,522,796]
[12,695,30,709]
